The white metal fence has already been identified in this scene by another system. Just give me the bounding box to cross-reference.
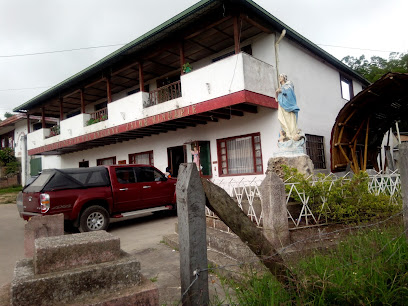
[209,170,401,230]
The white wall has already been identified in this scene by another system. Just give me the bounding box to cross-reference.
[14,120,29,159]
[60,107,279,180]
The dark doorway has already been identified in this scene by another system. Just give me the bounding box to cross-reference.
[167,146,185,178]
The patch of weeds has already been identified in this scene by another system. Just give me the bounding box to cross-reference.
[150,275,158,283]
[0,186,22,194]
[216,223,408,305]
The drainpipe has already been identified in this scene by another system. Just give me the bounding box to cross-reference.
[275,29,286,87]
[396,121,402,144]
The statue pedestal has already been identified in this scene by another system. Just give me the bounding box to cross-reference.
[267,148,314,179]
[274,138,306,158]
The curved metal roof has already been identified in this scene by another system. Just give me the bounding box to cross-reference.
[330,72,408,172]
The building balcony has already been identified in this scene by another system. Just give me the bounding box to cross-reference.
[27,53,278,155]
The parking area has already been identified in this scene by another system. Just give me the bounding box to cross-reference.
[0,204,179,300]
[0,204,226,304]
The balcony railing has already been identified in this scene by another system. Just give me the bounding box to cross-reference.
[147,80,181,107]
[87,108,108,125]
[45,125,60,138]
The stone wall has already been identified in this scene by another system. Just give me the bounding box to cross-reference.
[0,174,19,188]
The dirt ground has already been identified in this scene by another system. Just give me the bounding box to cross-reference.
[0,192,19,205]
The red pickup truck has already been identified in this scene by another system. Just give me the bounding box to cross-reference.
[17,165,177,232]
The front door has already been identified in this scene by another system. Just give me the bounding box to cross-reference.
[186,141,212,178]
[167,146,186,178]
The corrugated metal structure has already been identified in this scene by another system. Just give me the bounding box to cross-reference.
[331,72,408,172]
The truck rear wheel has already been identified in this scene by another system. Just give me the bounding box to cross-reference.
[79,206,109,232]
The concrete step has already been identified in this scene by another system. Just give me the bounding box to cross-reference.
[66,275,158,306]
[34,231,121,274]
[11,252,142,306]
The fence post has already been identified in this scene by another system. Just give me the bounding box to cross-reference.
[259,172,290,248]
[398,143,408,240]
[176,163,209,305]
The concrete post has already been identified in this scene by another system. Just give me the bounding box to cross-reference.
[398,143,408,240]
[259,171,290,249]
[176,163,209,306]
[24,214,64,257]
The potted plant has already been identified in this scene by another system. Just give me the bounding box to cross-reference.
[182,62,192,73]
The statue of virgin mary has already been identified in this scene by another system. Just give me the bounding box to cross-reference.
[275,74,301,142]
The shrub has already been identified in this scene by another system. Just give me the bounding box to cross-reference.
[283,166,401,224]
[220,223,408,305]
[0,148,20,176]
[0,147,16,166]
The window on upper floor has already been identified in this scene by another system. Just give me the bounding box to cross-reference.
[217,132,263,176]
[212,44,252,63]
[95,101,107,111]
[305,134,326,169]
[340,74,354,101]
[129,151,154,165]
[97,156,116,166]
[127,84,150,96]
[67,110,81,119]
[33,122,55,131]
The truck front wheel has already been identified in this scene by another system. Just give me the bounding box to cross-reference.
[79,206,110,232]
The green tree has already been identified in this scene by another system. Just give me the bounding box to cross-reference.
[342,52,408,83]
[342,52,408,132]
[4,112,13,119]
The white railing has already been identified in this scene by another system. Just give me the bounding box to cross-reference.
[209,170,401,230]
[210,177,264,227]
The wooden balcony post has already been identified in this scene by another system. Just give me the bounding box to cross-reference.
[233,15,240,54]
[138,61,145,92]
[106,77,112,103]
[179,41,185,75]
[41,107,45,129]
[26,114,30,133]
[59,97,64,120]
[80,89,85,113]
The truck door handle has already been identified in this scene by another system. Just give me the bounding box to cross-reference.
[119,188,128,191]
[143,186,151,189]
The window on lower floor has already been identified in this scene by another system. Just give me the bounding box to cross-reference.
[305,134,326,169]
[79,160,89,168]
[340,74,354,101]
[217,133,263,176]
[129,151,154,165]
[97,156,116,166]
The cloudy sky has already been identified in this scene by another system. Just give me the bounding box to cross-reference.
[1,0,407,120]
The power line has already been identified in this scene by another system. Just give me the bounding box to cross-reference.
[0,42,404,59]
[0,43,126,58]
[0,86,51,92]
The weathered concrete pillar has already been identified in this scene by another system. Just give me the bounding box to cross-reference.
[24,213,64,258]
[176,163,209,306]
[259,172,290,249]
[398,143,408,240]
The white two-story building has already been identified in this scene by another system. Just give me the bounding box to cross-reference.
[13,0,369,181]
